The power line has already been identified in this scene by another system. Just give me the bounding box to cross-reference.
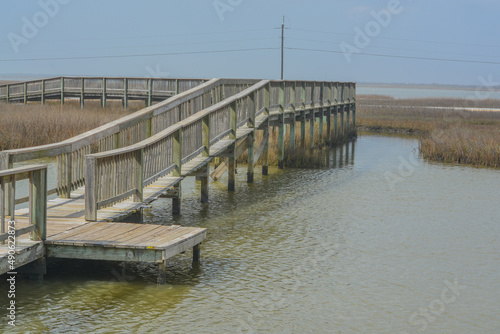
[289,27,500,49]
[0,48,280,62]
[0,37,280,56]
[287,37,500,60]
[285,47,500,65]
[25,28,276,44]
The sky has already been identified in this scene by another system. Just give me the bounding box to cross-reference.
[1,0,500,86]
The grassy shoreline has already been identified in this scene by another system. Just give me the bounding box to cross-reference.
[0,101,134,150]
[357,95,500,168]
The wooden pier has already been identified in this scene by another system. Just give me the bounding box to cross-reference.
[0,76,208,108]
[0,77,356,283]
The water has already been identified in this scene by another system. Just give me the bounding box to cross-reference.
[357,85,500,100]
[2,135,500,333]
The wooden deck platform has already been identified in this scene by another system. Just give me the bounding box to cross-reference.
[0,220,206,282]
[0,239,45,275]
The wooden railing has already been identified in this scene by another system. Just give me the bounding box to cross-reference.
[0,165,47,243]
[84,80,356,221]
[0,76,207,106]
[0,79,258,207]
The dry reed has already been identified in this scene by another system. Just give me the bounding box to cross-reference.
[357,94,500,168]
[0,101,131,150]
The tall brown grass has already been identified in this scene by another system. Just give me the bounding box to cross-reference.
[357,95,500,168]
[0,101,131,150]
[419,126,500,168]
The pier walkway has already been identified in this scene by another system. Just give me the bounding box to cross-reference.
[0,77,356,283]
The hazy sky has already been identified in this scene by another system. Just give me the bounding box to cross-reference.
[1,0,499,86]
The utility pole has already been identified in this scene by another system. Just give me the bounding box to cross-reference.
[281,16,285,80]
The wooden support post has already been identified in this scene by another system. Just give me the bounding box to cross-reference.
[309,111,315,148]
[278,82,285,169]
[346,108,350,134]
[24,82,27,104]
[172,129,182,214]
[247,92,256,183]
[85,156,97,221]
[201,115,210,202]
[333,109,338,142]
[175,79,180,95]
[123,78,128,110]
[133,149,144,202]
[60,153,72,199]
[80,78,84,109]
[262,83,270,176]
[289,82,296,152]
[352,106,356,128]
[300,110,306,148]
[147,78,152,107]
[228,101,237,191]
[340,107,345,139]
[200,166,209,203]
[318,109,324,144]
[310,83,316,148]
[60,77,64,106]
[326,107,331,144]
[30,168,47,241]
[193,244,201,264]
[102,78,107,108]
[6,84,9,103]
[158,261,166,284]
[41,80,45,105]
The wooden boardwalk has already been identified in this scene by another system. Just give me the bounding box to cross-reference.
[0,77,356,283]
[0,76,207,108]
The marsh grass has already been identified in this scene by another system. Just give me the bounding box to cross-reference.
[0,100,133,150]
[357,95,500,168]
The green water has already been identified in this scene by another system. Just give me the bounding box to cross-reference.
[1,135,500,333]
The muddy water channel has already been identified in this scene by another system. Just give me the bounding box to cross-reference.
[1,135,499,333]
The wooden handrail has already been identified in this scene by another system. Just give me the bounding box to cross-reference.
[0,165,47,242]
[1,77,258,199]
[84,79,356,220]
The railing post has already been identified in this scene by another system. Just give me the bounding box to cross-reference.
[247,92,256,183]
[228,101,237,191]
[6,84,9,103]
[102,77,107,108]
[59,153,72,199]
[201,115,210,202]
[41,80,45,105]
[147,78,152,107]
[123,78,128,109]
[134,149,144,202]
[262,83,270,176]
[24,82,27,104]
[175,79,179,95]
[30,168,47,241]
[301,82,306,148]
[172,128,182,214]
[85,156,97,221]
[60,77,64,106]
[0,153,13,217]
[278,81,285,169]
[80,78,85,109]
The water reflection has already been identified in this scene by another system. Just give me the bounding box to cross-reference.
[2,135,500,333]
